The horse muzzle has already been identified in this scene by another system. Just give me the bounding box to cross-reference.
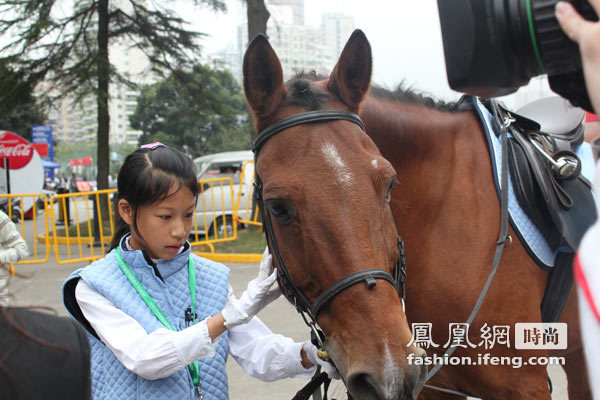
[345,347,427,400]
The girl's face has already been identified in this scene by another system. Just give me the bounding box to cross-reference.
[118,184,196,260]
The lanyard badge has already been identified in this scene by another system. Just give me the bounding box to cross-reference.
[115,248,202,395]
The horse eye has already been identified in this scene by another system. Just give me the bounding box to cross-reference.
[267,200,295,222]
[385,179,396,201]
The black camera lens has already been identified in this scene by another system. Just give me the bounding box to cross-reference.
[438,0,597,98]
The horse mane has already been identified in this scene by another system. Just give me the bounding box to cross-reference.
[285,72,460,113]
[370,83,460,112]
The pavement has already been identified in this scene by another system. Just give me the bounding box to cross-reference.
[7,207,569,399]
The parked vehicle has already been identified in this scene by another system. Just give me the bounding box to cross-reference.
[192,151,254,237]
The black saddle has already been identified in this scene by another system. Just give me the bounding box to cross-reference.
[501,96,596,251]
[485,96,597,322]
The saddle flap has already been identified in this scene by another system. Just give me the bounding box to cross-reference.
[516,96,585,136]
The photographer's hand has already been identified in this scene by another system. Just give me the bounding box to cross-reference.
[556,0,600,113]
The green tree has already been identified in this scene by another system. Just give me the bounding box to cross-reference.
[0,0,226,191]
[0,60,46,138]
[130,64,251,156]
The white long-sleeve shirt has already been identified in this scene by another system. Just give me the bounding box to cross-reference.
[75,280,316,382]
[0,210,29,265]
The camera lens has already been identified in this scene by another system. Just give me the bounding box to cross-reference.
[528,0,597,76]
[438,0,597,98]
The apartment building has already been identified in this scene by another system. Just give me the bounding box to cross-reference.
[232,0,354,82]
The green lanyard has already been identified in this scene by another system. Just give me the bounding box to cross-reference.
[115,248,200,390]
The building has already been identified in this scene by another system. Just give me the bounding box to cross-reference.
[269,0,304,25]
[43,0,154,145]
[319,13,355,71]
[232,0,354,82]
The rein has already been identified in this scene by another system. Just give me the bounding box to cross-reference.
[423,98,511,397]
[252,110,407,400]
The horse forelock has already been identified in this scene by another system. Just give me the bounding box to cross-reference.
[283,71,329,111]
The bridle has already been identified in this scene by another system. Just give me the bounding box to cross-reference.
[252,110,407,352]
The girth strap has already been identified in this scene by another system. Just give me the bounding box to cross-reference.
[310,268,397,317]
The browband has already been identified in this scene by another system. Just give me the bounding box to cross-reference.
[252,110,365,154]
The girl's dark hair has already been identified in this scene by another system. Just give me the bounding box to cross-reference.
[109,146,199,250]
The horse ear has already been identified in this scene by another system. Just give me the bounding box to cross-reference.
[243,34,286,123]
[327,29,372,111]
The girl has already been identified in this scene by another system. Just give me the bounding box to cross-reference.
[62,143,335,400]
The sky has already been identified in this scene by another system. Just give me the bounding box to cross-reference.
[184,0,461,101]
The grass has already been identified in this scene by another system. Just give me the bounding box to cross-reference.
[211,226,267,253]
[54,219,113,237]
[53,220,267,254]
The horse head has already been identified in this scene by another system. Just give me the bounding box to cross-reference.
[243,30,426,399]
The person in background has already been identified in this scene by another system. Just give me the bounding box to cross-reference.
[0,209,29,306]
[556,1,600,398]
[62,143,336,400]
[69,172,79,193]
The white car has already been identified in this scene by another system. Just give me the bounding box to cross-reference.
[192,151,255,238]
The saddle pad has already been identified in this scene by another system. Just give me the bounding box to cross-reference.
[473,98,595,268]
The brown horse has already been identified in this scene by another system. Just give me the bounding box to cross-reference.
[243,30,591,400]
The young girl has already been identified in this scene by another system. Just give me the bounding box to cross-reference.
[62,144,335,400]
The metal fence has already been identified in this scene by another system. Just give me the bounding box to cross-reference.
[234,161,262,228]
[0,193,52,275]
[3,174,265,270]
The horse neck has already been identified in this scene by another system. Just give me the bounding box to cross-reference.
[360,95,484,181]
[360,95,497,241]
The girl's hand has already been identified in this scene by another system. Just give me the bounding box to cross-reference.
[556,0,600,113]
[301,341,341,379]
[222,247,281,328]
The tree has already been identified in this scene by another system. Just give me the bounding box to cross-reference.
[0,60,47,139]
[246,0,269,43]
[0,0,226,191]
[130,64,251,156]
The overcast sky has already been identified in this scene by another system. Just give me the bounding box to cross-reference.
[186,0,460,101]
[178,0,558,109]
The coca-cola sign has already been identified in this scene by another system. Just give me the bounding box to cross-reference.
[0,132,35,169]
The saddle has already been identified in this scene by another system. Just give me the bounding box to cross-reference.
[498,96,596,251]
[487,96,597,322]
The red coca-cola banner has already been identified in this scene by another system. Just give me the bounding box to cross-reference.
[0,131,35,170]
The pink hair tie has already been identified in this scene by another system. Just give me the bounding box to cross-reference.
[140,142,165,150]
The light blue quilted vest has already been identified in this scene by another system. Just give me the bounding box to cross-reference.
[64,239,230,400]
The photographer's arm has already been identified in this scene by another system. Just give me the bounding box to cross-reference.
[556,0,600,113]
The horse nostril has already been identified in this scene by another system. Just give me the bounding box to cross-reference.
[347,373,382,400]
[347,371,405,400]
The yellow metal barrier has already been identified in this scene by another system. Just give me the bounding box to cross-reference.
[193,252,263,263]
[189,177,239,247]
[48,189,117,264]
[0,193,52,263]
[5,172,266,266]
[234,161,262,229]
[0,193,52,274]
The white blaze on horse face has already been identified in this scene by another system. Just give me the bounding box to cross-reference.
[371,158,378,168]
[322,141,353,187]
[382,343,402,397]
